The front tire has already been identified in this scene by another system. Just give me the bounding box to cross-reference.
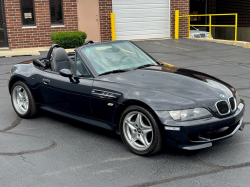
[120,106,162,156]
[11,81,37,118]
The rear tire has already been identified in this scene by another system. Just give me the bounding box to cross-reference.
[120,105,162,156]
[11,81,37,118]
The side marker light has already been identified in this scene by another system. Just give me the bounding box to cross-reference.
[165,126,180,131]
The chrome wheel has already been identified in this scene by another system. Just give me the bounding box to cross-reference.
[12,85,29,115]
[123,111,153,151]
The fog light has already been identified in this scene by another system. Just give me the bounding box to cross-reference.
[165,126,180,131]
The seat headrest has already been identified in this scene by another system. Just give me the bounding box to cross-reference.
[52,48,69,62]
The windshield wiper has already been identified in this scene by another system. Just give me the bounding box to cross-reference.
[133,64,156,70]
[98,69,129,76]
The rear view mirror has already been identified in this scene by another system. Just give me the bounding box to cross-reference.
[59,69,73,77]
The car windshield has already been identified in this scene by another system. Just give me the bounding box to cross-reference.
[81,41,157,74]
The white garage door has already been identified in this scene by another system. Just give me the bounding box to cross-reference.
[112,0,170,40]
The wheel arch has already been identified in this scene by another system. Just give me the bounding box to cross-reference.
[8,77,27,94]
[115,99,162,134]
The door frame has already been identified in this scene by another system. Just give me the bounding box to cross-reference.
[0,0,8,47]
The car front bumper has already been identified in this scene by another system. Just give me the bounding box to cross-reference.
[157,101,245,150]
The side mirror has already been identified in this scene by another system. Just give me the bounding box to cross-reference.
[59,69,73,77]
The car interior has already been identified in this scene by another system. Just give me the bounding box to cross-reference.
[33,41,93,78]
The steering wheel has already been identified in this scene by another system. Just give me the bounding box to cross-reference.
[119,55,131,65]
[33,59,46,68]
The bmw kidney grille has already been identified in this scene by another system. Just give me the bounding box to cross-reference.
[215,97,237,115]
[229,97,237,112]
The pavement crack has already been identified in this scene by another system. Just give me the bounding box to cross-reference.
[0,116,22,132]
[20,155,35,171]
[0,132,57,156]
[129,168,223,187]
[240,95,250,99]
[0,117,57,156]
[0,63,19,66]
[219,75,250,81]
[237,88,250,91]
[130,160,250,187]
[186,152,222,169]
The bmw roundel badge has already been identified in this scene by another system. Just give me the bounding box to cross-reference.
[220,94,226,99]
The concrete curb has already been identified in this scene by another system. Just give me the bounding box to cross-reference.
[0,47,75,57]
[0,51,40,57]
[187,38,250,48]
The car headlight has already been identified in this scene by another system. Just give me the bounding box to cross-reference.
[206,33,210,37]
[169,108,212,121]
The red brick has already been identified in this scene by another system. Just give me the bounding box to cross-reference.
[170,0,189,38]
[99,0,112,42]
[4,0,78,49]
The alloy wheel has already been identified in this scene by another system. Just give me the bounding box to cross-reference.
[12,85,29,115]
[123,111,153,151]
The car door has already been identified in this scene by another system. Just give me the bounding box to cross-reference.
[91,81,122,125]
[38,53,93,117]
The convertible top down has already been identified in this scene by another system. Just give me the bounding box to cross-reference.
[8,41,245,155]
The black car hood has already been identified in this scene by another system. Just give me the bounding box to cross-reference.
[95,65,235,108]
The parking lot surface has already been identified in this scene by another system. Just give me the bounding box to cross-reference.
[0,39,250,187]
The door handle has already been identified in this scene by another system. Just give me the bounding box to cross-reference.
[42,78,50,84]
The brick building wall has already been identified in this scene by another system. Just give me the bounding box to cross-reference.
[99,0,112,42]
[4,0,190,48]
[4,0,78,49]
[170,0,189,38]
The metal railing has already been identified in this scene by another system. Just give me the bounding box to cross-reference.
[175,10,238,41]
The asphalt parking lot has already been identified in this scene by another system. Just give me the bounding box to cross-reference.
[1,38,250,187]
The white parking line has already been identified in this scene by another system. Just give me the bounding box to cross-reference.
[40,156,137,177]
[153,42,191,51]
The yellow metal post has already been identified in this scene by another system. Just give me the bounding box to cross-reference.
[235,13,238,41]
[188,16,190,38]
[110,13,116,41]
[175,10,179,39]
[209,15,212,40]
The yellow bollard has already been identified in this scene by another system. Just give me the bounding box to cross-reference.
[188,16,190,38]
[175,10,179,39]
[110,13,116,41]
[235,13,238,41]
[209,15,212,40]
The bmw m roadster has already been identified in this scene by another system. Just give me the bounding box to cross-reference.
[9,41,245,155]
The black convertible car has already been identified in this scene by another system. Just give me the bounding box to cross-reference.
[9,41,245,155]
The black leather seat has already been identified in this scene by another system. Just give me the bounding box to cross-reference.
[50,48,74,73]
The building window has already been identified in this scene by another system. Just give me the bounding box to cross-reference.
[50,0,64,25]
[20,0,36,26]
